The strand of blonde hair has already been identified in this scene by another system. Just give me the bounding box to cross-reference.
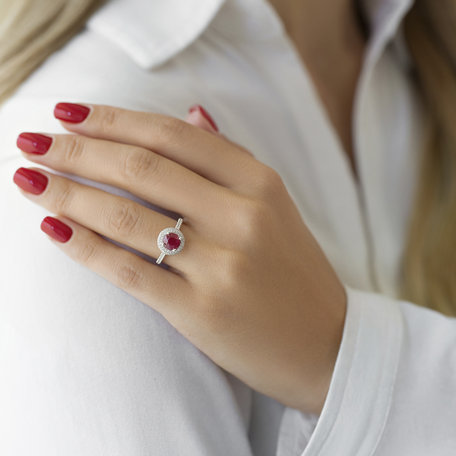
[401,0,456,316]
[0,0,106,104]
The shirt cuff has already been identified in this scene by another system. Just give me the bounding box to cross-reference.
[276,284,404,456]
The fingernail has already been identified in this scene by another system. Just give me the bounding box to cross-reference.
[17,132,53,155]
[188,105,219,132]
[54,102,90,123]
[13,167,48,195]
[40,216,73,243]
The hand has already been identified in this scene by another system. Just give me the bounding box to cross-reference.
[13,102,347,415]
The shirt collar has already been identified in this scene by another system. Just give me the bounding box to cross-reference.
[86,0,226,69]
[86,0,415,70]
[362,0,415,46]
[363,0,413,30]
[360,0,416,69]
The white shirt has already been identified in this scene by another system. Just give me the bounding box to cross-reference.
[1,0,455,455]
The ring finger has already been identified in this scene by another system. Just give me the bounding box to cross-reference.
[12,166,215,277]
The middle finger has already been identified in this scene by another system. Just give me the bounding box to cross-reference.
[16,133,239,235]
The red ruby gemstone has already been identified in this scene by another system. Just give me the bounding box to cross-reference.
[164,233,181,250]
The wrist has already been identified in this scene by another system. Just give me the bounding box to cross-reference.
[297,283,347,415]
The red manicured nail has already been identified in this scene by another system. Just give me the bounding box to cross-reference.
[17,132,53,155]
[40,216,73,243]
[188,105,219,132]
[54,102,90,123]
[13,167,48,195]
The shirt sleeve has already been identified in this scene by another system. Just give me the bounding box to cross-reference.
[276,284,456,456]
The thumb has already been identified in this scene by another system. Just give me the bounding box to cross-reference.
[185,104,220,135]
[185,104,255,158]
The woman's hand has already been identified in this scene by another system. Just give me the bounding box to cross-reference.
[13,102,347,415]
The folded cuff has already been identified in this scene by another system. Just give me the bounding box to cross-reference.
[277,285,404,456]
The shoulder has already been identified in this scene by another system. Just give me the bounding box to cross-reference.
[3,0,227,107]
[0,0,231,156]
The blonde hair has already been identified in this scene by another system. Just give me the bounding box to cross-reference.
[1,0,455,316]
[0,0,106,104]
[401,0,456,316]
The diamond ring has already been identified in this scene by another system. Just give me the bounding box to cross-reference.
[156,217,185,264]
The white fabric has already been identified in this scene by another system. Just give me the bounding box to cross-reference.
[1,0,455,454]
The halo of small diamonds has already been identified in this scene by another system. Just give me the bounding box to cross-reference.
[157,227,185,256]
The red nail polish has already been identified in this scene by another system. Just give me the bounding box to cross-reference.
[188,105,219,132]
[13,167,48,195]
[17,132,53,155]
[40,216,73,243]
[54,102,90,123]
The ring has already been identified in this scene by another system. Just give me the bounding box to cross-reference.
[156,217,185,264]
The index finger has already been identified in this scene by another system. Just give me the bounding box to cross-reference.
[53,102,260,191]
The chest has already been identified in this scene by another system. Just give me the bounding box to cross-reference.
[187,22,425,298]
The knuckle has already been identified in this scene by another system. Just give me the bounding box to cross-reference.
[76,240,97,265]
[120,147,158,182]
[114,261,143,290]
[54,182,75,213]
[253,165,285,198]
[222,250,250,286]
[158,116,188,141]
[98,108,118,133]
[209,248,250,292]
[186,242,252,332]
[236,198,271,240]
[106,202,142,237]
[240,146,255,157]
[197,252,248,330]
[63,136,85,165]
